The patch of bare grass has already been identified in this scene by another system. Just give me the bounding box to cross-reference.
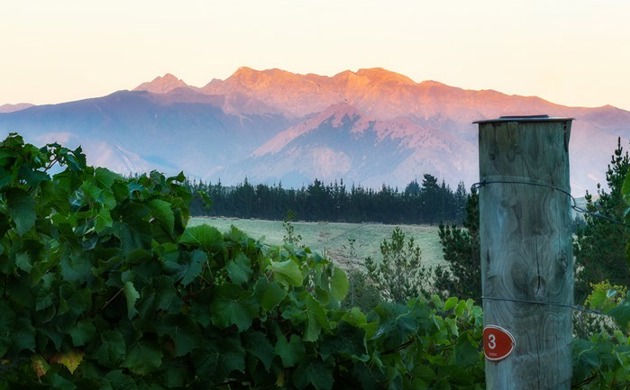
[190,217,445,269]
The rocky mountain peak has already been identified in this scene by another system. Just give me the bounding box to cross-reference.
[354,68,416,85]
[133,73,189,94]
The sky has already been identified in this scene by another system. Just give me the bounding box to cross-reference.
[2,0,630,110]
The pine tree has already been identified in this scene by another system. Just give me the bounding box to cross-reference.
[365,227,430,302]
[434,189,481,301]
[574,138,630,302]
[420,174,441,224]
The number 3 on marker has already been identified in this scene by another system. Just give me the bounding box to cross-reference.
[483,325,515,361]
[487,333,496,349]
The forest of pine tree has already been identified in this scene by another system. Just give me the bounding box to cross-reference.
[186,174,469,225]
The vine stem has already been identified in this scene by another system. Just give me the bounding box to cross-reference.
[102,287,123,309]
[382,337,416,355]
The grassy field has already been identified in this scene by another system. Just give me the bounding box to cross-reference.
[189,217,445,269]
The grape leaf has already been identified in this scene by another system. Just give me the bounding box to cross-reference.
[69,319,96,347]
[124,341,163,375]
[453,337,481,367]
[95,207,113,233]
[94,167,120,189]
[293,359,334,390]
[330,267,349,301]
[15,252,32,273]
[59,244,92,283]
[6,188,36,235]
[216,338,246,379]
[270,259,303,287]
[123,281,140,319]
[95,331,126,367]
[304,294,330,342]
[254,278,287,311]
[50,350,84,374]
[179,225,223,253]
[211,284,258,331]
[31,354,50,379]
[149,199,175,233]
[244,330,274,371]
[274,334,305,368]
[193,338,245,382]
[342,307,367,328]
[157,315,202,357]
[103,370,137,390]
[153,275,180,312]
[13,317,36,353]
[179,249,207,286]
[609,298,630,331]
[226,252,253,285]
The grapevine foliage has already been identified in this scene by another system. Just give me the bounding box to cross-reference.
[2,133,630,389]
[572,283,630,388]
[0,133,484,388]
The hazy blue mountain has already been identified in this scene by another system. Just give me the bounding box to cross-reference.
[0,89,292,180]
[2,67,630,195]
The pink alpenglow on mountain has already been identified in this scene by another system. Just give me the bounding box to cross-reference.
[133,74,190,94]
[2,67,630,195]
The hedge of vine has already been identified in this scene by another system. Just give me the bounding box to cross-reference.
[0,133,629,389]
[0,133,485,388]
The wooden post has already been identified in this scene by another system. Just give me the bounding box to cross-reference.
[476,115,574,389]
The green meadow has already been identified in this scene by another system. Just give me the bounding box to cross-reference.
[189,217,445,269]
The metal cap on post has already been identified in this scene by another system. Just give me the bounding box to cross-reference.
[475,115,574,389]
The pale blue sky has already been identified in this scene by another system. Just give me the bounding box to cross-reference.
[2,0,630,110]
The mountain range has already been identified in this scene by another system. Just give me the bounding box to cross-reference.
[2,67,630,195]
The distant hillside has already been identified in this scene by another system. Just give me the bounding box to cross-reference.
[0,103,34,113]
[2,67,630,195]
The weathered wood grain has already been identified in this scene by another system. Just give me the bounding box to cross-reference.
[478,118,573,389]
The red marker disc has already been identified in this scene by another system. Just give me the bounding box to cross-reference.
[483,325,515,361]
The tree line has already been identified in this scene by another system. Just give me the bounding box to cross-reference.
[186,174,469,225]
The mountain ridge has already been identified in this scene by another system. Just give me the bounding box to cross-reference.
[135,68,594,124]
[2,67,630,195]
